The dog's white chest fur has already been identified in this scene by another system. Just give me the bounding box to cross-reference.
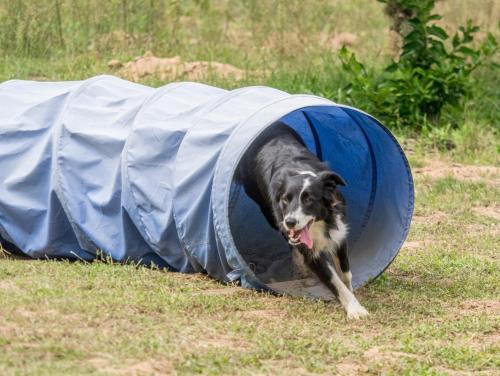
[310,215,348,253]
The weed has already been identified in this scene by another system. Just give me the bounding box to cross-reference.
[339,0,498,130]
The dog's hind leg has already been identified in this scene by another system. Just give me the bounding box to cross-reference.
[337,242,353,292]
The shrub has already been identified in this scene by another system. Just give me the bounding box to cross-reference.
[339,0,498,130]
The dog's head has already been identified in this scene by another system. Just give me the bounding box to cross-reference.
[272,170,346,249]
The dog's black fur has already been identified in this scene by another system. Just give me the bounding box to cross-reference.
[238,122,368,318]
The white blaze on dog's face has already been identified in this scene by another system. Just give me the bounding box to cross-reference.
[282,175,315,248]
[278,170,346,249]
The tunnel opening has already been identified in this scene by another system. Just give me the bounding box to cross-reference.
[223,106,414,299]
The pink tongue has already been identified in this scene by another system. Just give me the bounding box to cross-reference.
[299,227,313,249]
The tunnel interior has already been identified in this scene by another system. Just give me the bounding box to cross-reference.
[227,106,413,299]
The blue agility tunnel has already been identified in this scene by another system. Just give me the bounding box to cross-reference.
[0,75,413,299]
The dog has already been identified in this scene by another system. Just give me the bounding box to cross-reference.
[238,122,369,319]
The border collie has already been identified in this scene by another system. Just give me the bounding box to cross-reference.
[239,122,369,319]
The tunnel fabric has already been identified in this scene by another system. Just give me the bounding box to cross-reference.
[0,76,413,297]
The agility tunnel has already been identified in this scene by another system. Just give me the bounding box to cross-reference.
[0,75,413,299]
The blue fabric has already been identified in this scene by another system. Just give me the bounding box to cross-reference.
[0,75,414,296]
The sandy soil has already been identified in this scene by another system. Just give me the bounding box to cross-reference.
[413,159,499,187]
[109,51,250,82]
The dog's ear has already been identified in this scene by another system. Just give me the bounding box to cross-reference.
[319,171,346,189]
[320,171,346,209]
[270,175,285,201]
[270,175,286,224]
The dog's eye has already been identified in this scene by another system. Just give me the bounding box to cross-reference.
[302,192,312,203]
[281,194,292,204]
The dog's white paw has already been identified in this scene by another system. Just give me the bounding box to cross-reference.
[346,303,369,320]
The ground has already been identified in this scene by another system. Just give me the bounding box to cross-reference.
[1,154,498,376]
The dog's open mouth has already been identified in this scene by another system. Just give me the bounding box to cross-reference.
[287,219,314,249]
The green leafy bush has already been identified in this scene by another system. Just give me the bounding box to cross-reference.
[339,0,498,130]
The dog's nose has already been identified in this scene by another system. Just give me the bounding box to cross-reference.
[285,218,297,229]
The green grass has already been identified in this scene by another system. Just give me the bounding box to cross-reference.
[1,0,498,162]
[1,160,499,375]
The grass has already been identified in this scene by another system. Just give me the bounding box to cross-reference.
[0,0,499,374]
[1,0,498,163]
[1,156,499,375]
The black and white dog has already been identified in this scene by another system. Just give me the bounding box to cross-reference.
[239,122,369,319]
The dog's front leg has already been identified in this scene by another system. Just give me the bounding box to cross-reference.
[292,247,311,279]
[310,252,368,319]
[336,242,353,292]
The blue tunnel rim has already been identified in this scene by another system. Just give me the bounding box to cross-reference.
[211,95,415,293]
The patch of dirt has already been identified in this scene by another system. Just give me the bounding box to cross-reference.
[465,209,500,244]
[0,280,21,292]
[465,222,500,237]
[334,360,368,375]
[119,360,174,376]
[260,359,326,376]
[194,335,248,350]
[12,307,86,329]
[317,31,358,50]
[481,332,500,347]
[460,331,500,353]
[414,160,499,187]
[386,269,425,285]
[363,346,421,365]
[109,51,250,82]
[411,211,448,225]
[456,299,500,316]
[174,325,249,352]
[15,308,38,320]
[240,308,285,320]
[413,203,499,240]
[0,317,17,337]
[88,357,174,376]
[357,346,423,373]
[431,366,497,376]
[401,240,423,250]
[329,32,358,49]
[472,205,500,221]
